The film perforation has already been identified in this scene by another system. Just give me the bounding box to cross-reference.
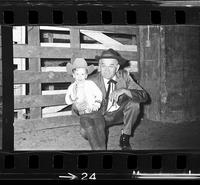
[78,155,88,169]
[0,152,199,178]
[176,155,187,170]
[3,10,14,24]
[150,10,161,24]
[0,8,199,25]
[101,10,112,24]
[77,10,88,24]
[4,155,14,169]
[126,10,137,24]
[53,10,63,24]
[103,155,112,169]
[28,155,39,169]
[151,155,162,170]
[53,155,64,169]
[28,10,39,24]
[127,155,137,170]
[175,10,186,24]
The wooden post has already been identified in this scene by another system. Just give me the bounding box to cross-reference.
[139,26,162,121]
[28,26,42,119]
[2,26,14,150]
[70,28,80,63]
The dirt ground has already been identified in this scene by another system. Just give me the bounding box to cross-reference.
[14,119,200,151]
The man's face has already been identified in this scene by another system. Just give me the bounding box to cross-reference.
[99,58,120,79]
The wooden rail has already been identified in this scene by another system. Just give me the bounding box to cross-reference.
[14,71,74,84]
[13,45,138,60]
[14,94,66,109]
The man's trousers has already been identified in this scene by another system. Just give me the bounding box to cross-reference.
[74,99,140,150]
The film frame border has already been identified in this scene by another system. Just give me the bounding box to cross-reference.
[0,1,199,25]
[1,0,200,180]
[1,151,200,179]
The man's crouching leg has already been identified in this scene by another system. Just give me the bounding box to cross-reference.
[80,113,106,150]
[120,101,140,150]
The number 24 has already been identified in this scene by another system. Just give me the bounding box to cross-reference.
[81,173,96,180]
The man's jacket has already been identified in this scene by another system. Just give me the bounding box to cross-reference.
[88,70,148,111]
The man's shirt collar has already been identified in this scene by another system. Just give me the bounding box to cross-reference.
[103,75,117,84]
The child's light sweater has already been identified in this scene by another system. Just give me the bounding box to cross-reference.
[65,80,102,114]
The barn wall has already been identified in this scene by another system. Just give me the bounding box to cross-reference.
[161,26,200,122]
[140,25,200,123]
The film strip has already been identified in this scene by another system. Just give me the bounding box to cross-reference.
[1,3,199,25]
[1,151,200,179]
[1,0,200,180]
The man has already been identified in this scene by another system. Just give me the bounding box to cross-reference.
[76,49,148,150]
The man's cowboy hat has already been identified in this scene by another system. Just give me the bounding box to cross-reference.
[66,58,95,75]
[95,48,127,66]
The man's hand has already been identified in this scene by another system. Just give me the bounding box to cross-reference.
[110,89,125,102]
[110,89,132,102]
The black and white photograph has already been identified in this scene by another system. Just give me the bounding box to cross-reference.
[12,25,200,150]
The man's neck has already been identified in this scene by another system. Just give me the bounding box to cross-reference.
[103,75,116,81]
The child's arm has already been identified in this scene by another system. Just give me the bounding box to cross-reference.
[65,84,77,105]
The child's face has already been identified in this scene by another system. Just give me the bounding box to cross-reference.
[72,68,88,82]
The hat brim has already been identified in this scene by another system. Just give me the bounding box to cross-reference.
[95,55,127,66]
[66,63,95,75]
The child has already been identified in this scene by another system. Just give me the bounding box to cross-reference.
[65,58,102,115]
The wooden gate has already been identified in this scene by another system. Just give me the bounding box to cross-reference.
[13,26,138,133]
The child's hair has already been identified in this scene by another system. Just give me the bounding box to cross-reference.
[72,68,88,74]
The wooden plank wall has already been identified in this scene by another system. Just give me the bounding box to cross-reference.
[140,25,200,123]
[14,27,77,129]
[162,26,200,122]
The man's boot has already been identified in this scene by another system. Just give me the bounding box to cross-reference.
[80,113,106,150]
[119,133,132,150]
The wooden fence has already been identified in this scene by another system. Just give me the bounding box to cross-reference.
[13,26,138,133]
